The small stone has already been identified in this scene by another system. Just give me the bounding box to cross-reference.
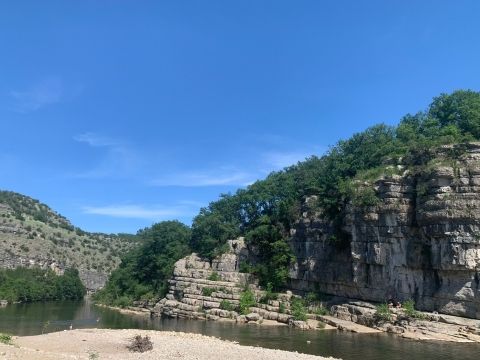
[245,313,261,322]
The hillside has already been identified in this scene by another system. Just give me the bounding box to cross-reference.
[0,191,138,291]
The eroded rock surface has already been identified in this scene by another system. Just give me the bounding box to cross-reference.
[289,143,480,319]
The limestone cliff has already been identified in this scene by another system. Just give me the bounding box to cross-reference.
[289,143,480,319]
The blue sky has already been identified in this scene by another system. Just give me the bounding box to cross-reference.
[1,1,479,233]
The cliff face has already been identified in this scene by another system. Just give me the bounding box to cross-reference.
[289,144,480,319]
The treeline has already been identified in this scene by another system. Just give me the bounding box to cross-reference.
[94,221,191,307]
[96,90,480,306]
[0,267,86,302]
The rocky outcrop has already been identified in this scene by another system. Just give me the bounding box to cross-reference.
[289,143,480,319]
[325,300,480,342]
[152,239,319,329]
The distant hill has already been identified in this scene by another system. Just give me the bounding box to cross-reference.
[0,190,139,291]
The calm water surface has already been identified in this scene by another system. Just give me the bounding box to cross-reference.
[0,300,478,360]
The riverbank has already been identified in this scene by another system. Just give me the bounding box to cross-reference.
[325,301,480,342]
[0,329,338,360]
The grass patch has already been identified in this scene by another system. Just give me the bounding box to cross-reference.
[375,303,393,322]
[0,333,12,345]
[314,304,329,316]
[402,299,426,320]
[259,283,278,304]
[202,287,215,297]
[208,272,221,281]
[291,297,308,321]
[219,299,235,311]
[239,288,256,315]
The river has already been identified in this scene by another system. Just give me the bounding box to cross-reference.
[0,300,478,360]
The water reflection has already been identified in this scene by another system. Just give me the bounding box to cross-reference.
[0,300,479,360]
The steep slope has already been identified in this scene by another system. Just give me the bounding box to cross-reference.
[0,191,138,291]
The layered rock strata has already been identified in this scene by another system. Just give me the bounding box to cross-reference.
[152,239,317,328]
[289,143,480,319]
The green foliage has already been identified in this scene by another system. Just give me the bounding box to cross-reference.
[278,302,286,314]
[88,350,99,360]
[245,218,295,289]
[259,283,278,304]
[208,272,221,281]
[291,297,308,321]
[94,221,191,306]
[0,190,71,229]
[314,305,329,316]
[0,333,12,345]
[239,261,254,274]
[402,299,426,320]
[239,288,256,315]
[219,299,235,311]
[375,303,393,322]
[429,90,480,138]
[304,292,318,306]
[202,287,215,296]
[0,267,85,303]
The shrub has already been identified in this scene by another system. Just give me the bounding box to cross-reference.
[291,297,308,321]
[0,333,12,345]
[219,299,235,311]
[126,335,153,352]
[402,299,426,320]
[259,283,278,304]
[239,261,254,274]
[375,303,393,322]
[239,288,256,315]
[314,304,329,316]
[202,287,215,297]
[304,292,318,306]
[208,272,221,281]
[279,302,286,314]
[88,350,99,360]
[113,296,133,308]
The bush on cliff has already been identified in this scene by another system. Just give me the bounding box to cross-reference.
[239,288,256,315]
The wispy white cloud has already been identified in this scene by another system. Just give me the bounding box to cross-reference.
[10,77,63,113]
[72,132,142,179]
[261,151,311,170]
[73,133,120,147]
[149,168,255,187]
[82,203,197,220]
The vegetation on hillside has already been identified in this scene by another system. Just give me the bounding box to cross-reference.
[0,191,139,275]
[0,267,85,302]
[97,90,480,304]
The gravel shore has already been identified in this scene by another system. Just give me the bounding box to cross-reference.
[0,329,339,360]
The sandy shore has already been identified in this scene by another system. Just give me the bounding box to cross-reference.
[0,329,339,360]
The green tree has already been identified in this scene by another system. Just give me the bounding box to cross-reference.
[429,90,480,138]
[94,221,191,306]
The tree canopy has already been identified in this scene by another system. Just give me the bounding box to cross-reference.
[94,220,191,307]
